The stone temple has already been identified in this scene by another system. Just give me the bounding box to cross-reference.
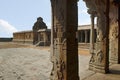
[13,18,97,46]
[12,0,120,80]
[13,17,51,46]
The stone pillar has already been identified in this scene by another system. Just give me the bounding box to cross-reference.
[81,31,83,42]
[84,0,110,73]
[50,0,54,63]
[109,1,120,64]
[38,33,40,41]
[85,30,88,43]
[76,31,79,43]
[82,31,84,43]
[50,0,79,80]
[79,31,81,42]
[90,14,95,53]
[94,29,97,43]
[118,3,120,63]
[44,32,46,46]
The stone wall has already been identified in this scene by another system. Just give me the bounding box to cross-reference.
[13,30,33,44]
[13,29,51,46]
[13,25,97,46]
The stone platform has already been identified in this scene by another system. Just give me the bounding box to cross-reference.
[82,64,120,80]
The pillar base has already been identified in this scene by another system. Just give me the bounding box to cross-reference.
[89,63,109,73]
[110,57,120,64]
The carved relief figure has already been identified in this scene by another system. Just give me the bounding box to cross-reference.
[96,50,104,63]
[110,24,118,40]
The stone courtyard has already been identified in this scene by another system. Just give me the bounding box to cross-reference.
[0,42,120,80]
[0,42,52,80]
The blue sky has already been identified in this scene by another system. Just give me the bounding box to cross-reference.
[0,0,90,37]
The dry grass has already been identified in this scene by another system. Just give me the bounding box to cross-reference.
[0,42,90,55]
[0,42,29,49]
[78,48,90,56]
[0,42,50,50]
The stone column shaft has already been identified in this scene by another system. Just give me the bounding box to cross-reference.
[85,0,110,74]
[44,32,47,46]
[118,5,120,63]
[85,30,88,43]
[38,33,40,41]
[50,0,79,79]
[90,14,95,53]
[81,31,83,42]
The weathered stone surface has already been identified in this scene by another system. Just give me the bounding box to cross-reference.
[84,0,110,73]
[50,0,79,80]
[109,1,120,64]
[13,30,33,44]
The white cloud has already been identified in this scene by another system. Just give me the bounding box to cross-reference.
[0,19,17,37]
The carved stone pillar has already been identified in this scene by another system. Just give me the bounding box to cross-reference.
[109,0,120,64]
[118,2,120,64]
[84,0,110,73]
[50,0,79,80]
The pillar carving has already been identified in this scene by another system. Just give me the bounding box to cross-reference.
[50,0,79,80]
[109,1,120,64]
[84,0,109,73]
